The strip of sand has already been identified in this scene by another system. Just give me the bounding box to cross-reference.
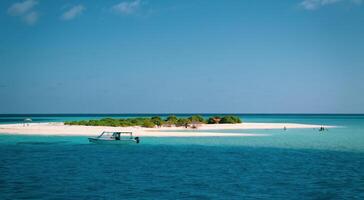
[0,122,334,137]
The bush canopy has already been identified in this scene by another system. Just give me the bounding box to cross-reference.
[64,115,242,128]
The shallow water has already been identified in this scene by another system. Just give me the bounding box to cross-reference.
[0,115,363,199]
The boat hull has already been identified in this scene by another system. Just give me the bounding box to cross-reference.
[88,138,138,144]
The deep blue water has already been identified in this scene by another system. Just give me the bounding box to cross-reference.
[0,114,364,199]
[1,113,364,126]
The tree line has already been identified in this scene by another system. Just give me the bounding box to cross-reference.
[64,115,242,128]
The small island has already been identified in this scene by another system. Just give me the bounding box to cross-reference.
[64,115,242,128]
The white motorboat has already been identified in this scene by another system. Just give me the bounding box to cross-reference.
[88,131,140,144]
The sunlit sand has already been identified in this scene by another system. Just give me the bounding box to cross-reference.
[0,122,335,137]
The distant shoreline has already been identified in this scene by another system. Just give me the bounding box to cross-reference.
[0,122,336,137]
[0,113,363,116]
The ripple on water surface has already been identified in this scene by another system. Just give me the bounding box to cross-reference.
[0,135,363,199]
[1,114,364,199]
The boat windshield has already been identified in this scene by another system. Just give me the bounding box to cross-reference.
[97,132,133,140]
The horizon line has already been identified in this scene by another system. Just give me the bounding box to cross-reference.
[0,113,363,115]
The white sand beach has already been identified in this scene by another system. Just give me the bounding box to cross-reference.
[0,122,334,137]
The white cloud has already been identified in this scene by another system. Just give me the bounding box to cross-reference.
[301,0,340,10]
[112,0,142,15]
[7,0,38,16]
[61,5,85,21]
[300,0,362,10]
[23,11,38,25]
[7,0,39,25]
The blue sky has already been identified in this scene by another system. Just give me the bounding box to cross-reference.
[0,0,364,113]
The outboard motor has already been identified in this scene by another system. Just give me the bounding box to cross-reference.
[135,137,140,144]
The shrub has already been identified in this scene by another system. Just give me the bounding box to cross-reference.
[165,115,178,125]
[176,118,191,127]
[151,116,164,127]
[189,115,205,123]
[142,120,155,128]
[207,116,221,124]
[64,115,242,127]
[220,115,242,124]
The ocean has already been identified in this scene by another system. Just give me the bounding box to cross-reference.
[0,114,363,199]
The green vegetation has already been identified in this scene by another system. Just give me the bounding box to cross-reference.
[188,115,206,123]
[207,116,221,124]
[142,119,155,128]
[176,118,191,127]
[166,115,178,125]
[219,115,242,124]
[151,116,164,127]
[64,115,242,128]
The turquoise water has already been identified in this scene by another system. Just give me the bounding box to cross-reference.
[0,114,363,199]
